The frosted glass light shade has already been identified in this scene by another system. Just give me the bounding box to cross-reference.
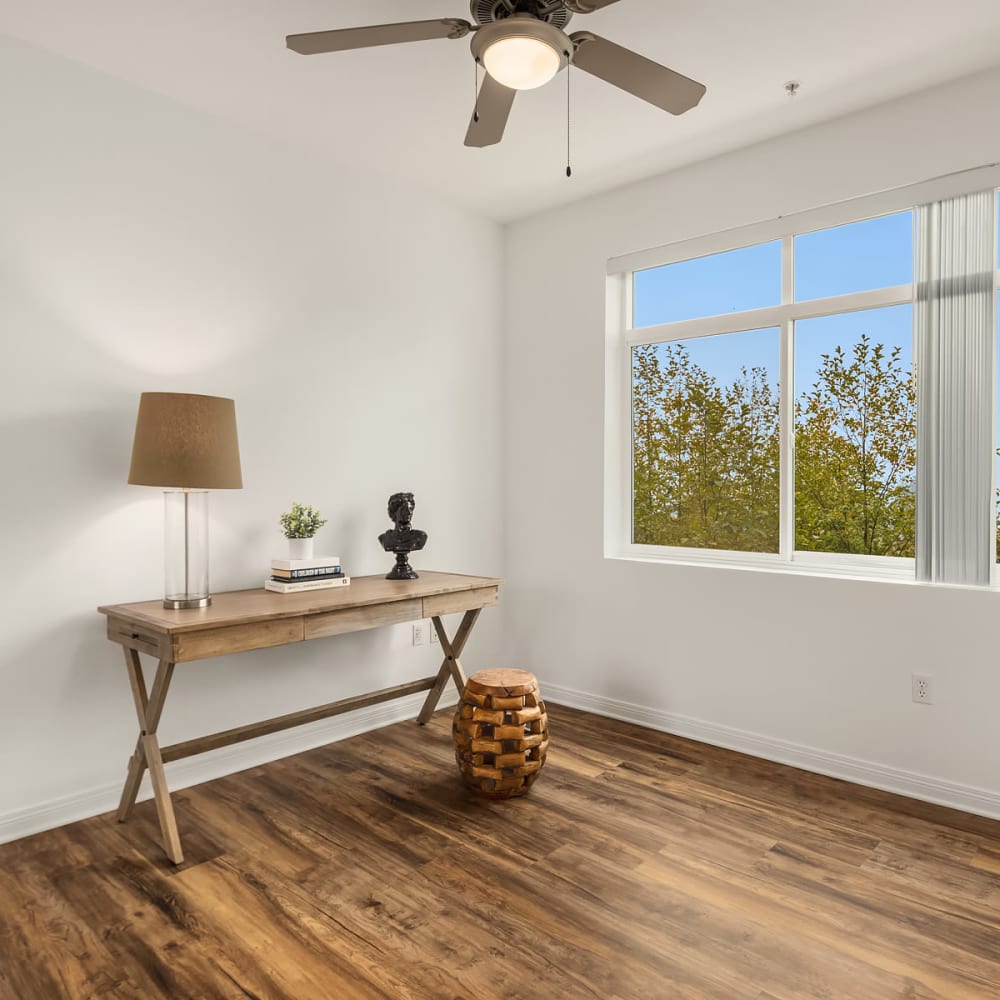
[483,36,561,90]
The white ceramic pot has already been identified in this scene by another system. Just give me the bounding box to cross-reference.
[288,537,314,560]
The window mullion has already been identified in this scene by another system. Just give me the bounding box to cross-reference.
[626,304,788,346]
[780,236,795,561]
[791,284,912,321]
[626,286,912,348]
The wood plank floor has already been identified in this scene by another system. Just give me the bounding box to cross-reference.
[2,703,999,999]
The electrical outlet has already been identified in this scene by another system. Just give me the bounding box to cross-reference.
[912,674,932,705]
[412,622,427,647]
[429,620,439,644]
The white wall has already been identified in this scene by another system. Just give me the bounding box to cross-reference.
[505,67,1000,816]
[0,36,504,837]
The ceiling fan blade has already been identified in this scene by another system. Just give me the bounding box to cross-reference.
[287,18,472,55]
[563,0,627,12]
[465,75,517,148]
[569,31,706,115]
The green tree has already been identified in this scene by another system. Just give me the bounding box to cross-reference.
[632,332,917,558]
[632,343,779,552]
[795,334,915,556]
[719,365,780,551]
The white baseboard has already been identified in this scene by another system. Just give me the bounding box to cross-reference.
[0,692,456,846]
[544,683,1000,821]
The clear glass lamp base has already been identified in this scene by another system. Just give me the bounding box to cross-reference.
[163,490,212,610]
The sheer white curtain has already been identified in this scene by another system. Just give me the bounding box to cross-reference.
[916,189,997,585]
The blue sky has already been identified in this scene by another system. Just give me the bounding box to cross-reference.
[633,211,915,393]
[632,203,1000,392]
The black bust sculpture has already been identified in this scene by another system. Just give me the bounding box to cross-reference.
[378,492,427,580]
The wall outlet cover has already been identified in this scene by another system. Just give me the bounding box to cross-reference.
[912,674,932,704]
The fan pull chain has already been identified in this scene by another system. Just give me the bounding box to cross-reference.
[474,57,481,123]
[565,53,572,178]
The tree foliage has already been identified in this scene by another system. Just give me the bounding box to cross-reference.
[794,335,915,556]
[632,332,918,557]
[632,343,779,552]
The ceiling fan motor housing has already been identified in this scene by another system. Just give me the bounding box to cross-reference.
[470,0,574,30]
[470,14,574,72]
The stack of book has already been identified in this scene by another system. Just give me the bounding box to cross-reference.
[265,556,351,594]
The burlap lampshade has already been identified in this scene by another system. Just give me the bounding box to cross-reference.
[128,392,242,489]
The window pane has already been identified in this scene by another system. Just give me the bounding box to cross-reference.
[633,242,781,327]
[794,212,913,301]
[794,304,915,556]
[632,328,780,552]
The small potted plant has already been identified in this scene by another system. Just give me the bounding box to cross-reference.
[279,502,328,559]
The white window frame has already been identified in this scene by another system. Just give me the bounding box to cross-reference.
[604,165,1000,582]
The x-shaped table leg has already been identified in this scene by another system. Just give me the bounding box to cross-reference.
[117,648,183,864]
[417,608,481,725]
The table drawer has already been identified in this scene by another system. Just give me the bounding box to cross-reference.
[173,619,305,662]
[107,617,172,660]
[305,598,423,640]
[423,586,498,618]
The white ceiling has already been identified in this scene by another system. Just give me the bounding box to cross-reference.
[4,1,1000,222]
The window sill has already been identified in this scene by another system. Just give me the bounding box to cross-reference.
[606,547,998,590]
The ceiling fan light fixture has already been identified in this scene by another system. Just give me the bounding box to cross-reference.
[471,15,572,91]
[483,35,560,90]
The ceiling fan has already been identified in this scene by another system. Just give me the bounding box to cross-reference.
[285,1,707,148]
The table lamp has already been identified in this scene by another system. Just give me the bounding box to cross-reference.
[128,392,243,609]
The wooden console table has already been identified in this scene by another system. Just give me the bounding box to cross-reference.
[98,571,500,864]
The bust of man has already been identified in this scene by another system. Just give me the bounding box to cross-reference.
[378,492,427,579]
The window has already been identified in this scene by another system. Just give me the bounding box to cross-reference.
[794,212,912,300]
[632,328,779,553]
[608,171,1000,582]
[626,211,913,569]
[634,242,781,327]
[794,305,915,557]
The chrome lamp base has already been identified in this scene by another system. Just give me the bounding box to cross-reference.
[163,595,212,610]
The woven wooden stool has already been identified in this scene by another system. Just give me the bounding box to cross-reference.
[452,668,548,799]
